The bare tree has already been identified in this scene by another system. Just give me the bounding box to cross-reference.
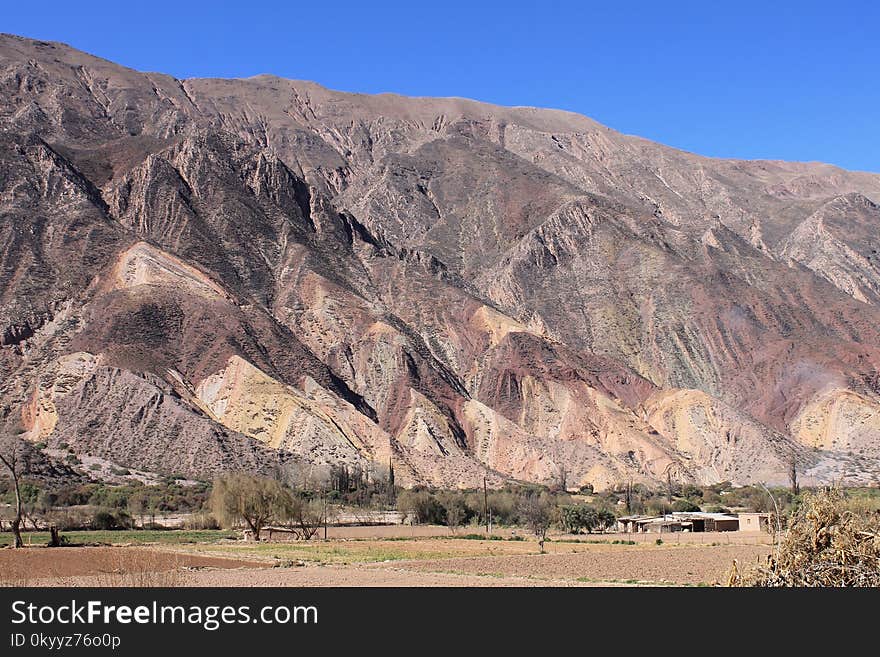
[128,489,150,529]
[549,445,569,493]
[518,492,555,553]
[285,496,325,540]
[445,501,465,535]
[0,423,28,549]
[553,462,568,493]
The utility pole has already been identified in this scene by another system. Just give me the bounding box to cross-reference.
[483,475,489,534]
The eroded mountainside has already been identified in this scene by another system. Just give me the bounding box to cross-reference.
[2,34,880,489]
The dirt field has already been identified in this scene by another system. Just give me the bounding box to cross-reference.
[387,544,771,585]
[0,547,263,586]
[1,527,772,587]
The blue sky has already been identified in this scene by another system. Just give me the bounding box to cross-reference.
[4,1,879,172]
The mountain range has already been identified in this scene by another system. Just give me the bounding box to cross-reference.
[2,33,880,490]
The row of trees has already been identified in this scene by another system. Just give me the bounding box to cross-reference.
[394,487,620,551]
[207,476,624,547]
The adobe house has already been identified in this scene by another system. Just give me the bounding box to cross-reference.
[737,512,772,532]
[617,512,740,533]
[616,515,656,532]
[670,512,739,532]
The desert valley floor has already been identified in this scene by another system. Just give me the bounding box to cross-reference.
[1,526,772,587]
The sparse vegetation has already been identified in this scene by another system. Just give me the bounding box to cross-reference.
[730,488,880,587]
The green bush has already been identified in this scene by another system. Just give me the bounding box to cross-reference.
[672,499,701,512]
[704,505,730,514]
[91,510,123,530]
[396,489,445,525]
[560,505,598,534]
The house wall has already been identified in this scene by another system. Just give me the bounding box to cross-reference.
[713,519,739,532]
[738,514,769,532]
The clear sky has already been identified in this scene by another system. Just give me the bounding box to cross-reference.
[4,1,879,172]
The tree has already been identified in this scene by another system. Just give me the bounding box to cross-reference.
[519,492,555,553]
[285,496,325,540]
[444,499,465,534]
[210,473,292,541]
[0,424,27,549]
[560,505,598,534]
[596,509,617,532]
[128,489,150,529]
[552,462,568,493]
[387,459,396,506]
[789,453,800,496]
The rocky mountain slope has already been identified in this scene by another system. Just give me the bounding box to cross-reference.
[2,33,879,489]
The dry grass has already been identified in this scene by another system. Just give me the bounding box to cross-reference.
[90,551,184,587]
[730,488,880,587]
[0,560,32,587]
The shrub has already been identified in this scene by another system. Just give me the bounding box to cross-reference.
[560,505,598,534]
[704,505,730,514]
[397,490,446,525]
[730,488,880,587]
[672,499,701,513]
[183,512,220,530]
[91,510,121,530]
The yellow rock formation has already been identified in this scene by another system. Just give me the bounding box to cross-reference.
[195,355,390,464]
[790,388,880,453]
[22,352,99,440]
